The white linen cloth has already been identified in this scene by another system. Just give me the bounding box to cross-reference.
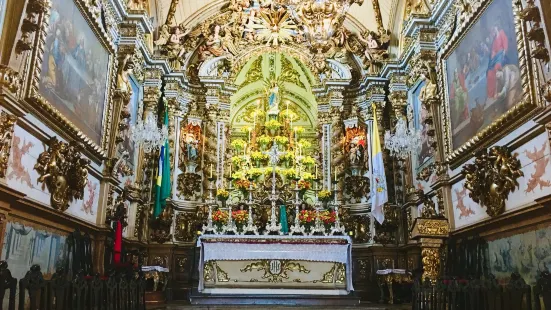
[198,235,353,292]
[141,266,169,272]
[376,269,407,275]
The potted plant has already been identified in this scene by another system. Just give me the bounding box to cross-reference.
[298,139,312,149]
[216,188,229,204]
[282,152,295,168]
[235,179,254,197]
[231,156,244,167]
[265,119,282,136]
[251,151,266,167]
[297,179,311,199]
[246,167,264,179]
[319,190,332,207]
[298,210,315,233]
[274,136,288,147]
[257,135,272,150]
[232,209,248,233]
[212,209,228,232]
[301,172,314,181]
[282,168,298,181]
[319,210,336,233]
[231,139,247,153]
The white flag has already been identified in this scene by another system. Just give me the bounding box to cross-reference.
[371,104,388,224]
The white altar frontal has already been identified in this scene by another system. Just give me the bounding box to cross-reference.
[198,235,354,295]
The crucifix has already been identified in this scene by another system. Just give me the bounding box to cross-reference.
[263,143,286,235]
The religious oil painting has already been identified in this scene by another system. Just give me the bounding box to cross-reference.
[411,80,432,171]
[121,77,140,165]
[488,226,551,285]
[39,0,110,145]
[445,0,521,150]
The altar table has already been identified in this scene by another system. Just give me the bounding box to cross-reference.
[198,235,353,295]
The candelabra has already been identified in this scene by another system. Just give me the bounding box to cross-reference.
[289,177,306,235]
[242,178,259,235]
[202,177,218,234]
[264,144,284,235]
[329,180,345,236]
[130,113,168,153]
[384,107,422,159]
[309,179,327,236]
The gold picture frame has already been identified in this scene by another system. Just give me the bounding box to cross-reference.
[23,0,116,159]
[437,0,543,168]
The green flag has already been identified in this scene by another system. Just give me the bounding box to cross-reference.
[153,110,171,218]
[279,205,288,234]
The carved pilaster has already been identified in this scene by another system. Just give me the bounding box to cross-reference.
[203,105,218,192]
[330,105,345,199]
[411,217,449,283]
[0,112,17,179]
[388,73,409,205]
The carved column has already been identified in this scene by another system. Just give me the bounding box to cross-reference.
[388,73,408,206]
[411,218,449,283]
[318,95,332,190]
[217,94,231,187]
[202,103,218,193]
[330,89,345,200]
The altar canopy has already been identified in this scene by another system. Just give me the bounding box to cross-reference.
[198,235,353,295]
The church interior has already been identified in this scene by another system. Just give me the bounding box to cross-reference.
[0,0,551,308]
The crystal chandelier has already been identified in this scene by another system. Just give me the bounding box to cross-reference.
[130,113,168,153]
[384,112,422,159]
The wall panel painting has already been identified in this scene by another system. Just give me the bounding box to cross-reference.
[38,0,110,145]
[66,176,100,223]
[444,0,521,150]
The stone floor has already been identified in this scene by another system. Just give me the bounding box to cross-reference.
[147,303,411,310]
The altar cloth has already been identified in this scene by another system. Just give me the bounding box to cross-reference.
[198,235,354,294]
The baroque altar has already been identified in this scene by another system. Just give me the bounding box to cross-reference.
[198,235,353,295]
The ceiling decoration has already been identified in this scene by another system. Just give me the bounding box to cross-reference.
[152,0,391,77]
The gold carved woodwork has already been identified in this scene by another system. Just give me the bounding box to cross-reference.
[419,192,437,218]
[350,215,371,243]
[174,212,197,242]
[0,112,17,178]
[315,263,345,284]
[462,146,523,217]
[176,257,188,273]
[421,247,440,283]
[344,176,370,200]
[176,173,202,199]
[240,260,311,283]
[416,164,433,182]
[15,0,49,54]
[34,137,90,211]
[134,203,146,240]
[105,190,128,227]
[520,0,549,62]
[0,66,21,94]
[149,205,173,244]
[204,261,214,282]
[414,218,449,237]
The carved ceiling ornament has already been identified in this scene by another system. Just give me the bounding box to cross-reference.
[153,0,388,76]
[461,146,523,217]
[34,137,90,211]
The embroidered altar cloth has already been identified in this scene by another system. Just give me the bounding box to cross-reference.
[198,235,354,293]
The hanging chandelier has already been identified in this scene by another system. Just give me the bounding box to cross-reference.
[384,116,422,159]
[130,113,168,153]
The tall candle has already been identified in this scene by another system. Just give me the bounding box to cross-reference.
[210,164,213,178]
[229,165,232,178]
[334,168,337,182]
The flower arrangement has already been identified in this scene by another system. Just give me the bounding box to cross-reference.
[293,126,305,134]
[240,126,253,133]
[301,172,314,181]
[319,210,336,225]
[265,119,282,130]
[246,167,264,179]
[282,168,298,179]
[231,171,245,180]
[212,210,228,229]
[231,139,247,150]
[282,152,295,162]
[297,179,311,190]
[319,190,332,202]
[216,188,229,201]
[251,151,267,161]
[280,110,298,122]
[235,179,255,192]
[274,136,288,145]
[298,210,316,226]
[231,156,244,165]
[257,135,272,145]
[232,210,249,225]
[298,139,311,149]
[301,156,315,166]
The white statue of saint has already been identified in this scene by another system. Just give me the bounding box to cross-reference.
[267,81,280,116]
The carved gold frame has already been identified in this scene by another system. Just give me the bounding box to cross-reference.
[22,0,116,159]
[437,0,543,168]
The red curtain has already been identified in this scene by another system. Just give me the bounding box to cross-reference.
[114,220,122,263]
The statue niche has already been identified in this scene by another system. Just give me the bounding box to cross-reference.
[34,137,90,211]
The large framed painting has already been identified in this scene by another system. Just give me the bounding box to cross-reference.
[411,80,433,173]
[439,0,543,167]
[25,0,115,158]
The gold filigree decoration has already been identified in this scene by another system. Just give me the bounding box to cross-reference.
[416,219,449,236]
[149,205,173,244]
[419,191,437,218]
[315,263,338,283]
[520,0,549,62]
[462,146,523,217]
[174,212,197,242]
[34,137,89,211]
[421,247,440,283]
[177,257,188,273]
[215,263,230,282]
[176,173,202,199]
[0,66,21,94]
[241,56,263,88]
[204,261,214,282]
[105,189,128,227]
[0,112,17,178]
[240,260,310,283]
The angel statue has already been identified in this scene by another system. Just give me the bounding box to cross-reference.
[418,61,438,105]
[266,80,280,118]
[199,25,227,61]
[357,31,388,73]
[155,24,190,69]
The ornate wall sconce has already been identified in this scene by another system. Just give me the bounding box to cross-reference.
[461,146,523,217]
[34,137,89,211]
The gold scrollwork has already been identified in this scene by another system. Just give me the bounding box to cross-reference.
[0,112,17,178]
[174,212,197,242]
[462,146,523,217]
[421,247,440,283]
[419,192,437,218]
[314,263,345,284]
[416,219,449,236]
[240,260,310,283]
[34,137,89,211]
[0,66,21,94]
[204,261,214,282]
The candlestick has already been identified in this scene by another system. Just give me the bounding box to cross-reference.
[244,143,247,156]
[229,164,232,178]
[334,168,337,182]
[210,164,213,178]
